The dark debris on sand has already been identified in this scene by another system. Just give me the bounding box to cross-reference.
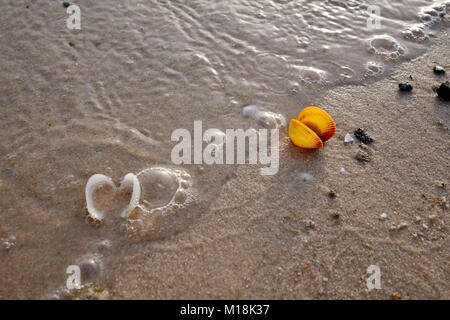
[399,82,413,92]
[354,128,374,144]
[436,82,450,101]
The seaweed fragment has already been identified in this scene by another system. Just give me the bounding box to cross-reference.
[354,128,374,144]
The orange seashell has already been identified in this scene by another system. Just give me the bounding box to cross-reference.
[297,106,336,142]
[289,119,324,149]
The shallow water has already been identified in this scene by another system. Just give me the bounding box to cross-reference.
[0,0,448,299]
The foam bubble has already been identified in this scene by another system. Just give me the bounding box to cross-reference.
[242,105,286,129]
[402,24,430,42]
[79,258,100,284]
[1,236,15,250]
[174,190,187,204]
[242,105,260,118]
[418,1,450,25]
[96,240,111,254]
[368,35,405,61]
[254,111,286,129]
[123,167,196,241]
[298,66,328,87]
[364,61,384,78]
[402,1,449,43]
[138,168,180,210]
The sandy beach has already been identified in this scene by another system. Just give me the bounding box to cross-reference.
[0,1,448,300]
[106,31,450,300]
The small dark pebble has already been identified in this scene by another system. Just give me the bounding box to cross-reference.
[399,82,413,92]
[436,81,450,101]
[433,66,446,75]
[63,2,71,8]
[354,128,374,144]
